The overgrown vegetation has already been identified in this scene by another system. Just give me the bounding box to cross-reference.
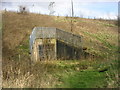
[2,11,118,88]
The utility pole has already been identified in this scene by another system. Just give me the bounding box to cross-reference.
[48,2,55,15]
[71,0,74,32]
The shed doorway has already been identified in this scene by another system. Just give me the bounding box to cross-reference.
[38,44,55,60]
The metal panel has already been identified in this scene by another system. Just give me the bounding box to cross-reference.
[30,27,82,53]
[56,28,81,48]
[30,27,56,53]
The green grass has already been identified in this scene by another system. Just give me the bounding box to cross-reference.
[55,71,107,88]
[40,60,108,88]
[3,11,118,88]
[103,23,117,27]
[82,31,117,51]
[10,36,118,88]
[8,27,118,88]
[37,60,109,88]
[17,39,29,53]
[54,59,118,88]
[43,59,118,88]
[18,44,29,52]
[3,58,118,88]
[97,21,117,27]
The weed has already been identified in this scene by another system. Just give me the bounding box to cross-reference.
[2,11,118,88]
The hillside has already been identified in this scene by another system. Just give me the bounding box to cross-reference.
[2,11,118,88]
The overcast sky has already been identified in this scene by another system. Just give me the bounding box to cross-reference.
[1,0,119,20]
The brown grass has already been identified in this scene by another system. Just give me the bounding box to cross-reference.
[2,11,118,88]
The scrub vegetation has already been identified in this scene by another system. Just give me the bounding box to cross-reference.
[2,11,118,88]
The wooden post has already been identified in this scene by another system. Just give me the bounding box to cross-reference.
[71,0,74,32]
[19,54,20,60]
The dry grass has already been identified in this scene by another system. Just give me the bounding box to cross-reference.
[2,11,118,88]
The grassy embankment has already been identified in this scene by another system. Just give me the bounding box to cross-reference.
[2,11,118,88]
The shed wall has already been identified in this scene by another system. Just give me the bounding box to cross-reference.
[30,27,82,61]
[57,40,82,60]
[31,39,56,61]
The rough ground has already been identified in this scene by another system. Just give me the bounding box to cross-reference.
[2,11,118,88]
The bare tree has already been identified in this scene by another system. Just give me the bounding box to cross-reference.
[19,5,29,13]
[48,2,55,15]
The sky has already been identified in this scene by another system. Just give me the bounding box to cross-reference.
[1,0,119,20]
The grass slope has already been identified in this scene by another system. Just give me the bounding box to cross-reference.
[2,11,118,88]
